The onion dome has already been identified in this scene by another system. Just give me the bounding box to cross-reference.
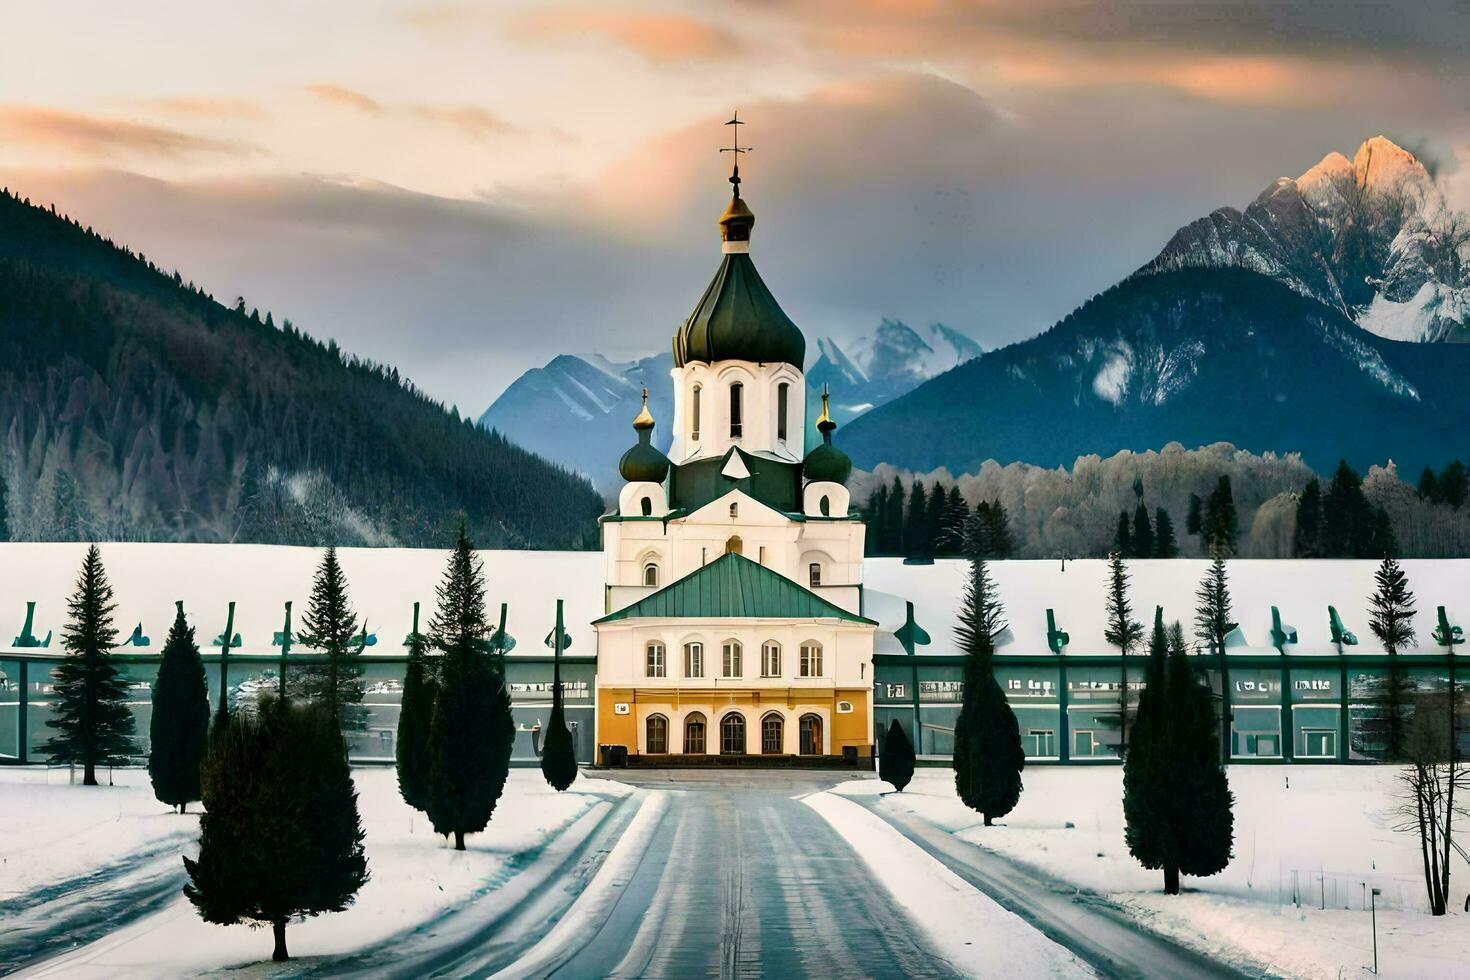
[618,388,670,484]
[673,162,805,372]
[803,386,852,485]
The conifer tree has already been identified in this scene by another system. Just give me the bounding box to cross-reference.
[426,528,515,850]
[295,547,366,731]
[1186,493,1203,539]
[952,539,1024,824]
[540,600,578,792]
[1131,501,1153,559]
[883,477,906,554]
[184,697,368,962]
[1439,460,1467,509]
[1368,557,1417,759]
[1294,478,1322,557]
[1104,552,1144,752]
[1417,466,1440,503]
[880,718,915,792]
[396,602,436,813]
[1193,549,1234,756]
[1115,511,1131,557]
[983,499,1015,559]
[42,545,134,784]
[925,484,947,555]
[1153,507,1178,558]
[1203,476,1238,555]
[149,601,209,813]
[904,480,929,557]
[937,486,968,556]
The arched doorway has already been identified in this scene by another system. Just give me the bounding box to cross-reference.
[725,535,742,555]
[684,712,707,754]
[645,715,668,754]
[761,713,784,754]
[799,714,823,756]
[720,713,746,755]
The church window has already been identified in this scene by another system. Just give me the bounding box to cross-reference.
[761,713,784,754]
[720,713,746,754]
[646,641,666,677]
[684,641,704,678]
[729,382,743,438]
[640,496,652,516]
[685,712,707,754]
[809,563,822,587]
[722,640,742,677]
[777,382,789,441]
[762,641,781,677]
[691,384,702,441]
[729,502,738,519]
[643,562,659,587]
[800,642,823,677]
[819,495,830,517]
[725,535,742,555]
[646,715,668,754]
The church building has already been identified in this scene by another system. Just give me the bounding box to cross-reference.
[593,143,876,763]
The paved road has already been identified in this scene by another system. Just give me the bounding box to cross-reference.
[530,771,961,980]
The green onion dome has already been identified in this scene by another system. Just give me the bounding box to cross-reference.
[619,388,670,484]
[803,389,852,485]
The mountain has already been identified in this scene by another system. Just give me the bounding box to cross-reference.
[0,188,602,547]
[1143,136,1470,343]
[839,267,1470,477]
[480,319,979,492]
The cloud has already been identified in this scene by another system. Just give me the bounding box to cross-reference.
[303,84,385,115]
[507,7,746,63]
[133,96,267,120]
[0,106,257,159]
[302,83,557,142]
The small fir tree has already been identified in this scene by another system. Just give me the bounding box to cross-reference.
[880,718,916,792]
[43,545,135,784]
[149,601,210,813]
[1115,510,1131,557]
[540,601,578,792]
[983,500,1015,559]
[1202,476,1238,555]
[295,547,366,731]
[1103,552,1144,752]
[1131,501,1153,559]
[952,543,1024,825]
[1153,507,1178,558]
[425,528,516,849]
[1368,557,1417,759]
[1185,493,1203,539]
[1439,460,1468,509]
[904,479,930,557]
[1417,466,1440,503]
[396,603,436,813]
[1294,478,1322,558]
[184,697,368,962]
[1193,550,1234,757]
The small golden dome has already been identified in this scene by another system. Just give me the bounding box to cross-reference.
[719,194,754,243]
[632,387,655,430]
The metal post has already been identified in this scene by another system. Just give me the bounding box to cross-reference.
[17,660,28,765]
[217,601,235,719]
[278,601,292,697]
[1370,886,1380,974]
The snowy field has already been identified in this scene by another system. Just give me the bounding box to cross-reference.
[836,766,1470,979]
[1,766,634,977]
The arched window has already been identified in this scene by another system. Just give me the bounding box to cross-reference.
[729,382,743,438]
[684,712,707,754]
[777,382,789,442]
[799,714,823,755]
[725,535,742,555]
[640,496,653,516]
[722,640,742,678]
[646,715,668,754]
[645,641,666,678]
[720,713,746,755]
[761,713,784,754]
[691,384,702,442]
[761,640,781,677]
[808,562,822,588]
[800,641,823,677]
[729,501,739,519]
[643,562,659,587]
[819,495,830,517]
[683,641,704,678]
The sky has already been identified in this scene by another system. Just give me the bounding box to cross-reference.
[2,1,1469,413]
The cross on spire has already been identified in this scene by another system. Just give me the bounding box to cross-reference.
[721,110,751,196]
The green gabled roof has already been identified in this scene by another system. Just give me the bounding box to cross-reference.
[595,552,875,625]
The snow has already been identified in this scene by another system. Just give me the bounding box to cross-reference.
[834,767,1470,978]
[803,791,1093,978]
[5,767,633,977]
[1090,349,1129,405]
[1360,281,1470,344]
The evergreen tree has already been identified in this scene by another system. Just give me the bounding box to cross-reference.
[863,483,887,556]
[1439,460,1467,509]
[1368,557,1417,759]
[1418,466,1441,503]
[1321,460,1382,557]
[1131,501,1153,559]
[395,603,436,813]
[883,477,906,554]
[425,528,515,850]
[937,486,968,556]
[1193,550,1234,757]
[1186,493,1203,538]
[1115,510,1131,557]
[184,697,368,962]
[148,601,209,813]
[983,500,1015,559]
[924,484,948,558]
[880,718,915,792]
[904,480,930,558]
[1153,507,1178,558]
[1202,476,1238,555]
[294,547,365,731]
[1294,478,1322,558]
[1124,613,1234,894]
[952,541,1024,824]
[540,602,578,792]
[1104,552,1144,752]
[42,545,134,784]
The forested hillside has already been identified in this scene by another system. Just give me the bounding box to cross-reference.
[0,188,601,547]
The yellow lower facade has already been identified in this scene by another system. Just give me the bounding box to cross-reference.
[596,687,872,759]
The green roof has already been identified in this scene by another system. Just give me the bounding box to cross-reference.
[594,552,875,625]
[673,252,805,371]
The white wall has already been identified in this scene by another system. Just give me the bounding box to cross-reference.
[667,360,805,464]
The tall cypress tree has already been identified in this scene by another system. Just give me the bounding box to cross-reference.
[184,697,368,962]
[1104,552,1144,753]
[1294,478,1322,558]
[295,546,365,731]
[1131,501,1153,559]
[426,528,515,850]
[149,601,209,813]
[540,600,578,792]
[925,484,948,558]
[396,602,436,812]
[1153,507,1178,558]
[43,545,134,785]
[952,542,1024,825]
[880,717,915,792]
[1368,557,1417,760]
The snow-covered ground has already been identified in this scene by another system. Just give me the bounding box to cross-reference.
[835,766,1470,979]
[2,766,633,976]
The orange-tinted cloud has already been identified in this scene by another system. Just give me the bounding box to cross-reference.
[303,83,563,143]
[136,96,267,120]
[0,106,256,159]
[509,7,745,63]
[303,84,385,115]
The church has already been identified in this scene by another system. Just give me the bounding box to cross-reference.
[592,144,877,763]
